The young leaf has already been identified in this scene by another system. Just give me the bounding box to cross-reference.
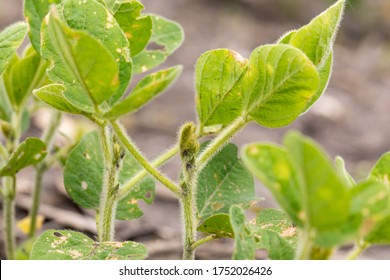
[364,215,390,245]
[41,7,119,112]
[335,156,356,188]
[24,0,62,53]
[0,79,12,122]
[60,0,132,104]
[230,205,256,260]
[369,151,390,187]
[2,46,49,110]
[64,131,155,220]
[196,143,256,221]
[195,49,248,129]
[242,143,303,226]
[197,214,233,238]
[132,14,184,74]
[284,132,350,231]
[30,230,147,260]
[243,44,320,128]
[0,22,28,75]
[0,138,46,176]
[112,0,152,56]
[103,66,182,120]
[33,84,83,114]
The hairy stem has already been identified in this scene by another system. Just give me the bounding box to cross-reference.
[118,144,179,199]
[181,181,196,260]
[2,176,16,259]
[97,125,122,242]
[191,235,220,251]
[29,111,62,237]
[110,120,181,197]
[195,116,248,172]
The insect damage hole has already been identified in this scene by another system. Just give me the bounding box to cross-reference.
[53,232,63,237]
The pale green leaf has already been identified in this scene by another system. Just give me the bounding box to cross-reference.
[30,230,147,260]
[0,22,28,75]
[64,131,155,220]
[132,50,166,74]
[364,215,390,245]
[335,155,356,188]
[41,7,119,112]
[196,143,256,221]
[195,49,248,129]
[230,205,256,260]
[243,44,320,128]
[369,151,390,188]
[103,66,182,119]
[33,84,82,114]
[284,131,350,231]
[241,143,303,226]
[60,0,132,104]
[24,0,62,53]
[257,230,295,260]
[0,78,12,122]
[0,138,46,176]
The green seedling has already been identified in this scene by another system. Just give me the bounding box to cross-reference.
[3,0,386,260]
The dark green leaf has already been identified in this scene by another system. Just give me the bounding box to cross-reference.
[243,44,320,128]
[41,7,119,112]
[64,131,155,220]
[24,0,62,53]
[103,66,182,119]
[195,49,248,129]
[30,230,147,260]
[0,22,28,75]
[0,138,46,176]
[196,143,256,221]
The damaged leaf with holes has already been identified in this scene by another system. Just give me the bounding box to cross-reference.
[30,230,147,260]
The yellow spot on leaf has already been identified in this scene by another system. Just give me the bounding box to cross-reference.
[212,202,224,211]
[248,146,259,156]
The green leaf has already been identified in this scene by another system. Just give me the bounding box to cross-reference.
[2,46,49,110]
[230,205,256,260]
[33,84,82,114]
[0,22,28,75]
[24,0,62,53]
[335,156,356,188]
[60,0,132,104]
[195,49,248,129]
[103,66,182,119]
[243,44,320,128]
[288,0,345,67]
[197,214,233,238]
[0,138,46,177]
[364,215,390,245]
[0,79,12,122]
[64,131,155,220]
[284,131,350,231]
[41,7,120,112]
[370,151,390,188]
[15,237,37,260]
[248,208,296,260]
[132,14,184,74]
[112,0,152,56]
[196,143,256,221]
[30,230,147,260]
[241,143,303,226]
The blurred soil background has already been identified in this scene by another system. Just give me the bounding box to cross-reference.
[1,0,390,259]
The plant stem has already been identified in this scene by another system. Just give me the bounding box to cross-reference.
[97,125,119,242]
[181,181,196,260]
[191,235,220,251]
[118,144,179,199]
[195,116,248,172]
[110,120,181,197]
[347,241,368,260]
[2,176,16,259]
[296,228,315,260]
[29,111,62,237]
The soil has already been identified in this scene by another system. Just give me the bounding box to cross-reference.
[0,0,389,260]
